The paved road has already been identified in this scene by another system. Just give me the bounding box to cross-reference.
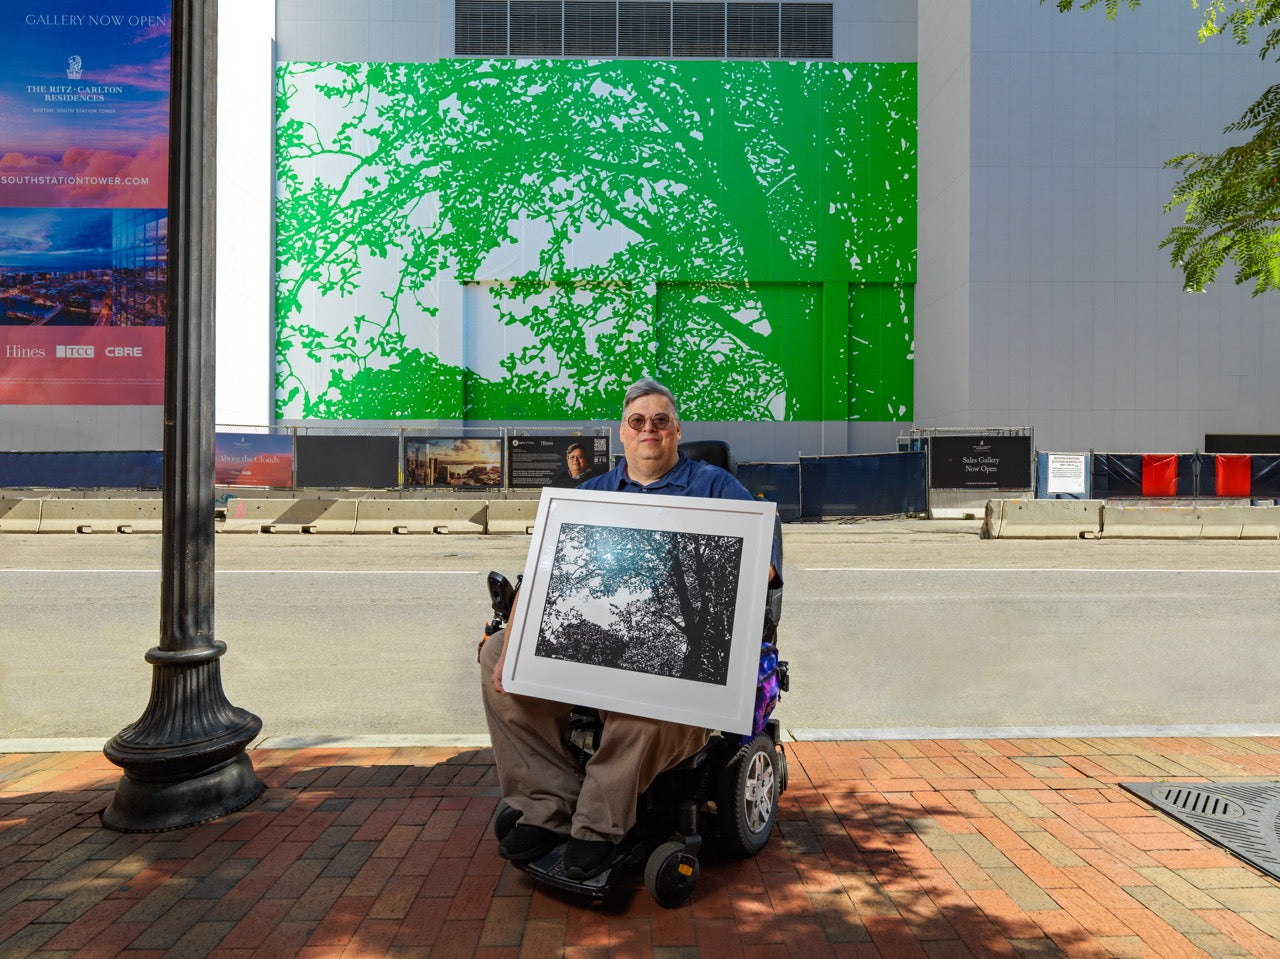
[4,521,1280,742]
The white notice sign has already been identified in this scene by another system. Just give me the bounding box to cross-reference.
[1045,453,1088,495]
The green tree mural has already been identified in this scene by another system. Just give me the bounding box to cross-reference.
[275,59,917,421]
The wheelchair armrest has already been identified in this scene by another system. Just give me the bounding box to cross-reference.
[765,584,783,627]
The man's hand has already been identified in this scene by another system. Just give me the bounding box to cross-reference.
[489,594,517,694]
[492,640,507,694]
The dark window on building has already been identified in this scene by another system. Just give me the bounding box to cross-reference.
[673,2,724,57]
[457,0,508,55]
[728,3,778,57]
[566,0,618,55]
[619,1,672,57]
[781,2,831,58]
[510,0,563,55]
[456,0,833,59]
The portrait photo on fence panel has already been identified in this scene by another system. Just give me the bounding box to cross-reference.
[502,487,776,734]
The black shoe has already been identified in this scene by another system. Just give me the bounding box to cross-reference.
[563,837,617,879]
[499,824,563,863]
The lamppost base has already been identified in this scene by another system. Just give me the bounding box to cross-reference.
[102,643,264,832]
[101,748,263,833]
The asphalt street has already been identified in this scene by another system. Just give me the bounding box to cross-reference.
[4,519,1280,743]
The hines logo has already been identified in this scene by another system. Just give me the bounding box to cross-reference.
[56,344,95,358]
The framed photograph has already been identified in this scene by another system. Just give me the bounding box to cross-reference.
[502,487,777,734]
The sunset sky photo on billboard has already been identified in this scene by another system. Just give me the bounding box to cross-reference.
[0,208,111,275]
[404,437,502,487]
[0,0,171,209]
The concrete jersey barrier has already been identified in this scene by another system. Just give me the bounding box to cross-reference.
[37,498,162,533]
[352,500,488,534]
[0,498,42,533]
[486,499,539,534]
[237,498,357,533]
[7,495,1280,539]
[218,499,304,533]
[1101,505,1280,540]
[982,499,1103,539]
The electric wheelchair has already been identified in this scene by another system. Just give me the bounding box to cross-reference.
[482,441,789,908]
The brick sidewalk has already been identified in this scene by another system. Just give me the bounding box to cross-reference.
[4,738,1280,958]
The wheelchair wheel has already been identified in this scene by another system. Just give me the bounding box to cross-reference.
[717,734,780,856]
[644,841,699,908]
[493,800,521,843]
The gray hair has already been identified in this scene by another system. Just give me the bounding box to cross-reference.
[622,378,679,417]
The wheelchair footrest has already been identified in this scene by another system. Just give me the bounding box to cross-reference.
[513,837,647,899]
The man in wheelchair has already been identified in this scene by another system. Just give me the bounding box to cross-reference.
[480,378,783,886]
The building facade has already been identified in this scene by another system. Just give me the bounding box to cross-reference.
[0,0,1271,461]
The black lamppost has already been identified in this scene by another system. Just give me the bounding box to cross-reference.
[102,0,263,832]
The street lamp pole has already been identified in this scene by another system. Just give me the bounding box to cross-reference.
[102,0,263,832]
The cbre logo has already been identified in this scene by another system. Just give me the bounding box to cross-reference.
[56,345,95,358]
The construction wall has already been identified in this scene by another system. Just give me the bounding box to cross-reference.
[274,59,917,425]
[917,0,1278,453]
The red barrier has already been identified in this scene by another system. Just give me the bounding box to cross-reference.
[1216,454,1252,497]
[1141,454,1178,496]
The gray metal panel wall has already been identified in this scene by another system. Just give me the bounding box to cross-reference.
[955,0,1277,453]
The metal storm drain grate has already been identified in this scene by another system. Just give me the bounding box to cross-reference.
[1123,781,1280,881]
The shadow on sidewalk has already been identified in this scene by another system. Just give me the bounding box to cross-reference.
[0,748,1112,956]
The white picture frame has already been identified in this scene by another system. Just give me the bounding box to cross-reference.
[502,486,777,734]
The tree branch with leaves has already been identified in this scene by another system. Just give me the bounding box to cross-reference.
[1049,0,1280,294]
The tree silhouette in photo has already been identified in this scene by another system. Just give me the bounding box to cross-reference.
[534,522,743,685]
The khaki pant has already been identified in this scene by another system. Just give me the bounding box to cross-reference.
[480,630,710,842]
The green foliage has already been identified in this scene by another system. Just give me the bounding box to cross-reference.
[1047,0,1280,294]
[1162,83,1280,294]
[274,60,917,420]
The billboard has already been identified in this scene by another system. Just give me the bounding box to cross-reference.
[215,432,294,488]
[276,60,917,423]
[295,435,399,488]
[507,435,612,489]
[405,436,502,488]
[0,2,170,406]
[929,436,1033,490]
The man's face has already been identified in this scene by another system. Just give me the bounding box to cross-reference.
[619,392,681,477]
[566,447,588,476]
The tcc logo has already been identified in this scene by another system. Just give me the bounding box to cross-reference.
[56,345,95,358]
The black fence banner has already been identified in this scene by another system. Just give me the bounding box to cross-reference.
[929,436,1032,490]
[737,463,801,522]
[1251,455,1280,497]
[1091,453,1142,498]
[295,435,398,488]
[0,451,163,489]
[799,452,926,518]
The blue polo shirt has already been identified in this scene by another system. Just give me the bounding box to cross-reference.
[578,452,783,581]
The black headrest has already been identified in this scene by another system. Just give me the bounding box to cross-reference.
[679,440,735,476]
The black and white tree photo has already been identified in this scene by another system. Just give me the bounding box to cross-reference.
[534,522,744,686]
